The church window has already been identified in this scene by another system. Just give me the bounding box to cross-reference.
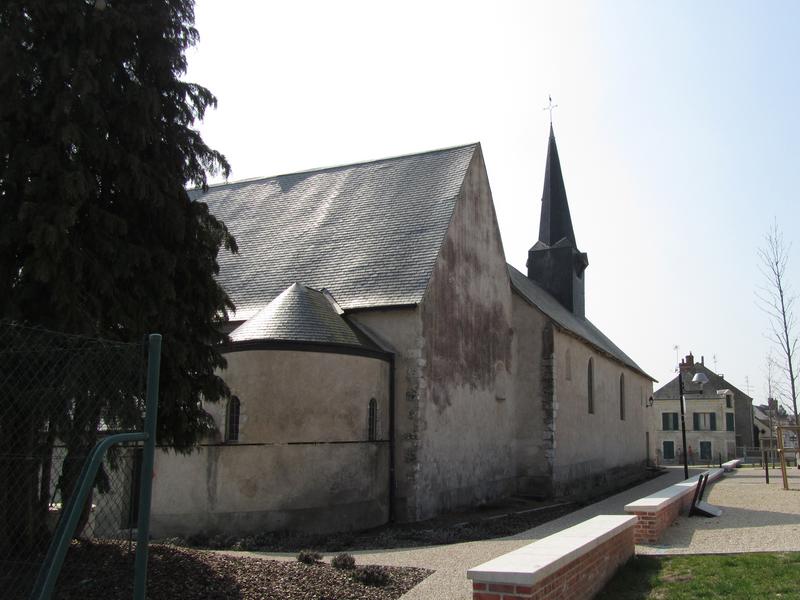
[619,373,625,420]
[587,358,594,414]
[368,398,378,441]
[226,396,241,442]
[565,349,572,381]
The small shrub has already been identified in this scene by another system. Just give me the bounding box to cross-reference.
[354,564,390,587]
[297,549,323,564]
[331,552,356,570]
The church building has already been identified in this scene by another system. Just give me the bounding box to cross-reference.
[149,128,654,536]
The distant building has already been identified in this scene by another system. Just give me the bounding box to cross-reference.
[648,353,754,464]
[755,401,797,450]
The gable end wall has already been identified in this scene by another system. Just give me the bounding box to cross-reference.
[415,146,516,520]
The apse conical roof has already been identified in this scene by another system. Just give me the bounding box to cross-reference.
[229,283,362,346]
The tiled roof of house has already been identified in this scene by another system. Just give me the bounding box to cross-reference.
[229,283,365,346]
[193,144,478,320]
[508,264,652,380]
[653,363,752,401]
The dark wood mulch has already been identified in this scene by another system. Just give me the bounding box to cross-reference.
[53,541,431,600]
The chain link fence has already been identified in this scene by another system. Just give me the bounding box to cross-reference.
[0,320,148,599]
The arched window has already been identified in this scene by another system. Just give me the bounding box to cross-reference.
[368,398,378,441]
[226,396,240,442]
[565,349,572,381]
[619,374,626,420]
[587,358,594,414]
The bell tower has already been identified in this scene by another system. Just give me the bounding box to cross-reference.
[526,125,588,317]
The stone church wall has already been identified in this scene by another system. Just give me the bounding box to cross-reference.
[149,348,390,535]
[415,147,516,521]
[550,331,651,497]
[509,294,551,496]
[348,308,424,523]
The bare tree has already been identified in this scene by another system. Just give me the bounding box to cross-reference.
[757,223,799,457]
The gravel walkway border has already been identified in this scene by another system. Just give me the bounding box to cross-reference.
[638,466,800,556]
[220,467,800,598]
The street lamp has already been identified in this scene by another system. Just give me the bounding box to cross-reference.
[678,369,710,479]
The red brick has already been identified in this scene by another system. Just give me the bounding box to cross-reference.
[515,585,533,594]
[473,582,487,590]
[473,593,501,600]
[488,583,515,593]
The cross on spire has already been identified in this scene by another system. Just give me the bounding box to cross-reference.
[543,95,558,123]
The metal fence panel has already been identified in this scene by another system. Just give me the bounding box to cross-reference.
[0,321,148,600]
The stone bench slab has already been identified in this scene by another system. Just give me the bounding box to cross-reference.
[624,469,724,513]
[467,514,637,587]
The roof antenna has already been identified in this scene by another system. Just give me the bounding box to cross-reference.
[543,95,558,125]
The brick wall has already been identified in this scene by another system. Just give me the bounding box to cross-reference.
[471,526,634,600]
[630,488,701,543]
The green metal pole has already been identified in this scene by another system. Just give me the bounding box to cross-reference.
[133,334,161,600]
[34,432,147,600]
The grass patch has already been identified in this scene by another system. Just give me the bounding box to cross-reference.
[597,553,800,599]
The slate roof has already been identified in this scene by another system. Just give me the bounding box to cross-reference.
[229,283,366,347]
[653,362,752,401]
[193,144,478,320]
[508,264,653,380]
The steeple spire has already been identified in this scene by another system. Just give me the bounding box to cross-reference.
[538,124,576,247]
[527,124,589,317]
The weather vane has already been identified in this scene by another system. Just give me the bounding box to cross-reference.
[543,95,558,123]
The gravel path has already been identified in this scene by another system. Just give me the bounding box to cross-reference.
[639,466,800,556]
[225,468,693,600]
[221,466,800,598]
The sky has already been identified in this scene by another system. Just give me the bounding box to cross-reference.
[185,0,800,408]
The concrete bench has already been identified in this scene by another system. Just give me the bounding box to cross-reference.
[624,468,724,544]
[721,458,743,472]
[467,515,637,600]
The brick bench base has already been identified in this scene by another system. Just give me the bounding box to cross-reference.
[624,468,724,544]
[468,515,637,600]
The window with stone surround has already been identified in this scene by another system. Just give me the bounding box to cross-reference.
[662,412,679,431]
[662,440,675,459]
[693,412,717,431]
[565,348,572,381]
[726,412,735,431]
[587,358,595,414]
[700,440,712,460]
[226,396,240,442]
[368,398,378,441]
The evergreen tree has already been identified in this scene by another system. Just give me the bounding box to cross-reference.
[0,0,237,551]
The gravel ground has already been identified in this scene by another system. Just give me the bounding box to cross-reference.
[48,541,431,600]
[639,466,800,556]
[228,468,693,600]
[213,466,800,599]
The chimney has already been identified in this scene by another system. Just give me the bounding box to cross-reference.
[701,355,704,365]
[680,353,695,370]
